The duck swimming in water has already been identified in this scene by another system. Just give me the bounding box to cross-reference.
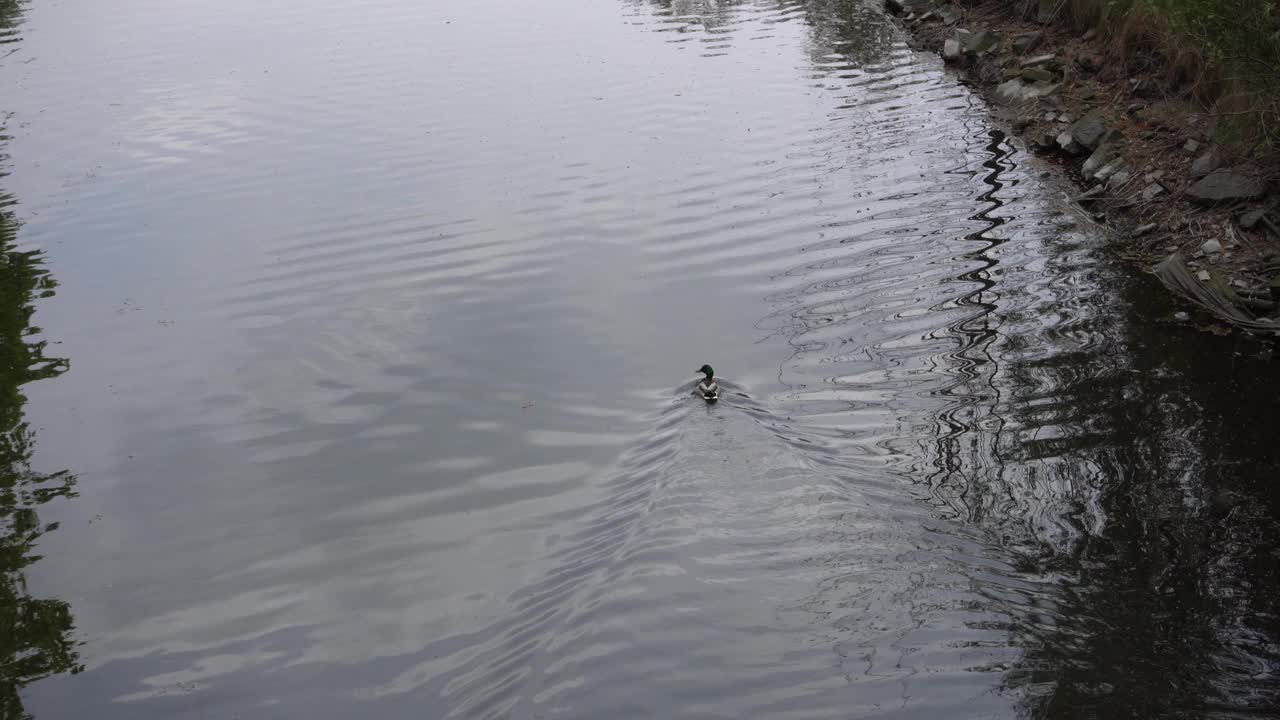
[696,364,720,402]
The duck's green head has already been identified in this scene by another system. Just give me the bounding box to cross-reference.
[697,364,715,379]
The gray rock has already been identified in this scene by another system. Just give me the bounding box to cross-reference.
[994,78,1056,104]
[937,5,961,24]
[1183,138,1201,153]
[1065,110,1111,151]
[1095,159,1124,181]
[1186,169,1266,205]
[1022,54,1056,68]
[884,0,929,15]
[1190,149,1223,179]
[1174,311,1190,321]
[961,29,998,55]
[1029,81,1059,98]
[1056,130,1082,154]
[1012,31,1043,53]
[1022,67,1055,83]
[1240,208,1268,229]
[1142,183,1166,201]
[1201,238,1223,254]
[1133,223,1157,237]
[1082,143,1119,179]
[995,78,1034,104]
[1079,185,1105,201]
[943,38,961,62]
[1197,269,1212,282]
[1107,169,1132,188]
[1058,112,1073,123]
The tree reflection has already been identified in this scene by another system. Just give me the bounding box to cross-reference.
[996,288,1280,718]
[800,0,896,68]
[0,24,82,716]
[621,0,896,68]
[935,146,1280,715]
[920,125,1280,716]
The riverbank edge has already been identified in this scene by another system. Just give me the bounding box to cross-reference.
[885,0,1280,337]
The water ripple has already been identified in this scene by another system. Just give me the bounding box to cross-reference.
[6,0,1279,717]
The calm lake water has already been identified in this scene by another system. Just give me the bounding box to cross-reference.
[3,0,1279,717]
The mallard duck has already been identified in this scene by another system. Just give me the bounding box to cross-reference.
[696,364,720,402]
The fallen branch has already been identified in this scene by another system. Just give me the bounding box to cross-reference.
[1154,253,1280,332]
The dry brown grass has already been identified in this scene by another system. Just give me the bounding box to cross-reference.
[967,0,1280,157]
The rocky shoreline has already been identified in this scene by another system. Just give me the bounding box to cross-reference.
[886,0,1280,335]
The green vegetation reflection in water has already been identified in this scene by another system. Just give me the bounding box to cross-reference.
[0,30,82,716]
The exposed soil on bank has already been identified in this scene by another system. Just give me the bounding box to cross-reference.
[887,0,1280,336]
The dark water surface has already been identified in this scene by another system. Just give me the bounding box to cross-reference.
[3,0,1279,717]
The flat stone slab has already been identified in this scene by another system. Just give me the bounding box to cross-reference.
[1190,149,1223,179]
[1240,208,1268,229]
[1141,183,1166,202]
[1021,67,1055,83]
[1107,169,1132,188]
[1011,31,1042,53]
[994,78,1055,104]
[1066,110,1110,151]
[1186,169,1266,205]
[1057,130,1079,152]
[961,29,998,55]
[943,37,961,61]
[885,0,933,15]
[1082,142,1119,179]
[1094,158,1124,182]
